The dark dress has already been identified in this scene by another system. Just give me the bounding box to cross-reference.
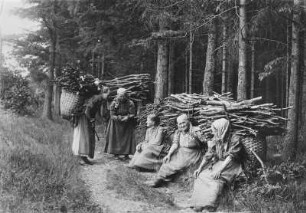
[72,94,105,159]
[104,98,136,155]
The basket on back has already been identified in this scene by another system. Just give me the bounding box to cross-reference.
[240,133,267,176]
[60,90,84,118]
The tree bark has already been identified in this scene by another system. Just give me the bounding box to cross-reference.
[250,39,255,98]
[53,37,61,116]
[168,41,175,95]
[189,29,193,94]
[283,0,302,160]
[154,21,168,104]
[237,0,247,101]
[203,19,217,96]
[221,20,228,94]
[42,40,56,120]
[227,58,234,93]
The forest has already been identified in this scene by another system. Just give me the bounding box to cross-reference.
[0,0,306,212]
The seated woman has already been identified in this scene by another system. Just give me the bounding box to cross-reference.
[128,114,166,171]
[147,114,203,187]
[190,118,244,212]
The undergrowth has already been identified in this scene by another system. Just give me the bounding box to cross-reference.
[0,108,102,213]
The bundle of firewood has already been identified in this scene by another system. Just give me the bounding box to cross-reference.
[101,74,152,102]
[139,92,287,137]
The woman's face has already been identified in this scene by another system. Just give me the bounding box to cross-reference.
[117,93,127,101]
[146,117,155,127]
[211,126,217,137]
[178,119,189,132]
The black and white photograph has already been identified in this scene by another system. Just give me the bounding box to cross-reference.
[0,0,305,212]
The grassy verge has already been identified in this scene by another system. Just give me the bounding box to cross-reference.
[0,109,102,213]
[218,136,306,212]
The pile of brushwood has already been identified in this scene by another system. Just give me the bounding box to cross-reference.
[55,65,152,103]
[138,92,287,139]
[101,73,152,102]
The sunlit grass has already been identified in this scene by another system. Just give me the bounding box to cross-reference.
[0,108,102,212]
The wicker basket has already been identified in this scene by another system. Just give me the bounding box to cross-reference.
[60,90,84,117]
[241,134,267,167]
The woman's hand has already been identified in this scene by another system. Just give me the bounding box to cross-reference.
[136,143,142,152]
[194,168,202,178]
[212,170,222,179]
[121,115,129,122]
[163,154,171,163]
[111,115,117,121]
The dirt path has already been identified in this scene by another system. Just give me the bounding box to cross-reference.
[80,132,195,213]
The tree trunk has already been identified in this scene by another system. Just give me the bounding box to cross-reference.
[189,29,193,94]
[300,32,306,143]
[221,20,228,94]
[168,41,175,95]
[298,5,305,144]
[101,53,105,78]
[154,21,168,104]
[203,19,217,96]
[227,59,234,93]
[42,40,56,120]
[237,0,247,101]
[283,0,303,160]
[250,40,255,98]
[53,38,61,117]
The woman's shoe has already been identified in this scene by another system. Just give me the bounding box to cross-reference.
[81,156,94,165]
[113,154,120,160]
[122,155,130,161]
[146,178,164,188]
[193,206,204,212]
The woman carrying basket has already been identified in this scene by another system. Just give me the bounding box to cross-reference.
[190,118,245,212]
[72,84,109,165]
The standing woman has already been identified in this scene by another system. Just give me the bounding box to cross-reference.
[104,88,136,160]
[190,118,244,212]
[72,85,109,165]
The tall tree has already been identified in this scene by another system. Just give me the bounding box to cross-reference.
[221,18,228,94]
[154,18,169,103]
[203,19,217,96]
[283,0,303,160]
[168,41,175,95]
[237,0,248,101]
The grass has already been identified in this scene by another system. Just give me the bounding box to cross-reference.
[217,135,306,213]
[0,108,102,213]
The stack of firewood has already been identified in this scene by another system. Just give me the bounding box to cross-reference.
[139,92,287,137]
[101,74,152,102]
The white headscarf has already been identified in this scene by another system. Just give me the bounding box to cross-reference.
[117,88,127,95]
[211,118,230,158]
[177,114,188,123]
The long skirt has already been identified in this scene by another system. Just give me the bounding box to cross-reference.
[129,144,163,170]
[104,119,136,155]
[72,115,95,158]
[157,147,201,180]
[191,160,242,208]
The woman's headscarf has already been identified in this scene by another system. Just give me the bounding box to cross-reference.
[117,88,127,96]
[211,118,230,159]
[177,114,188,123]
[211,118,230,141]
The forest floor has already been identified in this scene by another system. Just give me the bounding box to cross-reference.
[80,132,194,213]
[79,126,247,213]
